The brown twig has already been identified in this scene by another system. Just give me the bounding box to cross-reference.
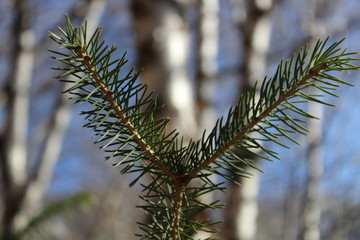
[170,184,185,240]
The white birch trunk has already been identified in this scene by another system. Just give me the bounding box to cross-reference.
[197,0,220,131]
[160,4,198,138]
[238,16,272,240]
[192,1,220,238]
[298,1,326,239]
[224,1,273,239]
[236,167,261,240]
[2,2,35,234]
[300,101,323,240]
[130,0,199,137]
[7,12,34,190]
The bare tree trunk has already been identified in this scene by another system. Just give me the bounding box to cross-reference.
[1,1,34,236]
[160,2,198,137]
[297,1,326,239]
[282,163,301,240]
[130,0,198,136]
[195,0,219,130]
[299,101,323,240]
[192,0,220,238]
[223,1,274,239]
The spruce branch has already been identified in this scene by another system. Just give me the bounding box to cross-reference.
[186,62,328,180]
[49,16,359,239]
[184,38,359,184]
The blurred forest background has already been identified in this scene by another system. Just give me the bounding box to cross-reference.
[1,0,360,239]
